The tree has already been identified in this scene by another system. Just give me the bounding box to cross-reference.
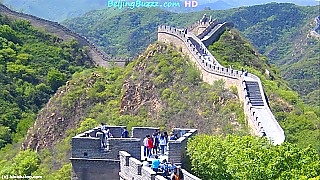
[46,68,66,91]
[187,135,320,180]
[0,150,40,176]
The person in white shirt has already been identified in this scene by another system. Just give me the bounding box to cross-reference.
[159,134,167,155]
[143,135,149,157]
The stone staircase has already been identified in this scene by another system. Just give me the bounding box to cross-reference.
[245,81,264,106]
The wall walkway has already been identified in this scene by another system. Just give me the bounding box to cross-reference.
[158,19,285,145]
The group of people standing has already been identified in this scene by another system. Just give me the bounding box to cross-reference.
[143,130,178,157]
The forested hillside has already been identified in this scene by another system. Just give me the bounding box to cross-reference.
[0,3,319,179]
[0,41,248,178]
[62,3,319,105]
[187,135,320,179]
[209,28,320,154]
[0,15,93,149]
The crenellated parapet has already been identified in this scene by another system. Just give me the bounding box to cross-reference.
[119,151,201,180]
[158,16,285,145]
[71,126,200,179]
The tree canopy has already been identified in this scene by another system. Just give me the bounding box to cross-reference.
[187,135,320,180]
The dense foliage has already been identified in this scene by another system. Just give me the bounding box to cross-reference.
[62,3,319,105]
[0,42,246,178]
[0,15,92,148]
[187,135,320,179]
[209,29,320,153]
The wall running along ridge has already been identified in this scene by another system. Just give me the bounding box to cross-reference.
[158,20,285,145]
[0,4,131,68]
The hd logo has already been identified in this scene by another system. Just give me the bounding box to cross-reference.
[184,0,198,7]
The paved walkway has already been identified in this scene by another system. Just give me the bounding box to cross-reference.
[140,146,169,162]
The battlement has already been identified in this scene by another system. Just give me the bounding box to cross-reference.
[119,151,201,180]
[158,15,285,145]
[71,126,199,179]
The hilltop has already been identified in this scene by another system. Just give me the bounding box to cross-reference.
[62,3,320,105]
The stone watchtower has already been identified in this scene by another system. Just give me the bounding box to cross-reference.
[70,126,141,179]
[70,126,200,180]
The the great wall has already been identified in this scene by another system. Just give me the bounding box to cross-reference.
[157,15,285,145]
[0,4,287,179]
[310,16,320,38]
[0,4,131,68]
[69,16,286,180]
[71,126,200,180]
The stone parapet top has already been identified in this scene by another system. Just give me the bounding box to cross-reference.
[70,157,120,162]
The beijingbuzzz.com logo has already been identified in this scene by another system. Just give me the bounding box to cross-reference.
[108,0,198,9]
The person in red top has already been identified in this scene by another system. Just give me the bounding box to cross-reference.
[146,136,154,158]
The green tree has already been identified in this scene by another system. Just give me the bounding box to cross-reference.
[46,68,66,91]
[187,135,320,180]
[0,150,40,176]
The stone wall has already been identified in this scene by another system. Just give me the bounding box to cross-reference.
[157,22,285,145]
[201,22,234,47]
[119,151,201,180]
[132,127,160,145]
[168,129,197,166]
[71,158,119,180]
[0,4,130,68]
[71,126,141,179]
[196,19,219,39]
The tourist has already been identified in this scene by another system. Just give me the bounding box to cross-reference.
[161,159,169,177]
[105,127,113,138]
[143,135,149,157]
[142,158,149,167]
[177,166,184,180]
[96,128,105,148]
[151,155,161,172]
[168,162,176,173]
[159,134,167,155]
[171,167,179,180]
[152,130,159,154]
[147,135,154,158]
[163,131,169,150]
[170,132,177,140]
[121,127,129,138]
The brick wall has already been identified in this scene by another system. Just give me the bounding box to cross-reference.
[107,138,141,160]
[71,158,120,180]
[119,151,201,180]
[168,129,197,165]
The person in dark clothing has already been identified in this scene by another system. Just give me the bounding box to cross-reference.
[121,127,129,138]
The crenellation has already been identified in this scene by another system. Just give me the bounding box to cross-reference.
[158,15,285,145]
[129,157,143,175]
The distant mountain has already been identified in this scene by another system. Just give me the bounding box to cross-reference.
[197,0,235,10]
[2,0,319,21]
[62,3,319,105]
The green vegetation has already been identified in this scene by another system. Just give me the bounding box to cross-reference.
[1,42,246,178]
[62,8,200,57]
[62,3,319,105]
[209,28,320,153]
[187,135,320,179]
[0,15,92,149]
